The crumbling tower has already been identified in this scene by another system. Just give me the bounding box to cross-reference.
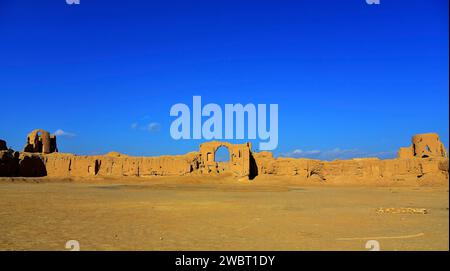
[23,129,58,154]
[398,133,447,159]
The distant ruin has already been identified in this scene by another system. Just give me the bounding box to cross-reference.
[0,140,7,151]
[0,131,448,184]
[23,129,58,154]
[398,133,447,159]
[199,141,252,178]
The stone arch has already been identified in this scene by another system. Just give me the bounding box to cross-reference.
[215,145,231,162]
[199,141,252,178]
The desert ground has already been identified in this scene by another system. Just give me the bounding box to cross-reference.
[0,176,448,251]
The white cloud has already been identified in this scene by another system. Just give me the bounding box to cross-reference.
[290,149,321,155]
[281,148,396,160]
[54,129,76,137]
[147,122,161,133]
[130,120,161,133]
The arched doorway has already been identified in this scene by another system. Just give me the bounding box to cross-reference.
[215,146,231,173]
[215,146,230,162]
[199,141,252,178]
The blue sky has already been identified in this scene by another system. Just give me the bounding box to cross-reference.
[0,0,448,160]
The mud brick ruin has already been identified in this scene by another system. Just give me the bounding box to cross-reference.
[398,133,447,159]
[0,130,448,184]
[199,141,253,177]
[23,129,58,154]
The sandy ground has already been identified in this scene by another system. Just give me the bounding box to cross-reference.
[0,176,448,251]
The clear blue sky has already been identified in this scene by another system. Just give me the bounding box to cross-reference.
[0,0,448,160]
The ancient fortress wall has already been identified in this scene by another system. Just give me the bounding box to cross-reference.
[1,150,447,184]
[253,152,448,183]
[42,153,199,177]
[0,131,448,184]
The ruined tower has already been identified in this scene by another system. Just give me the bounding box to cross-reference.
[398,133,447,159]
[23,129,58,154]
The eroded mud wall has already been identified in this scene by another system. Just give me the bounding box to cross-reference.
[252,152,449,183]
[42,153,200,177]
[1,134,448,184]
